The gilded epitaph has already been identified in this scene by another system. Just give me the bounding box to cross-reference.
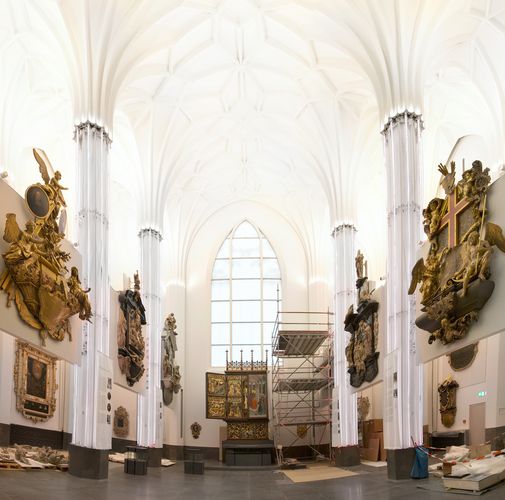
[1,149,92,344]
[117,272,146,386]
[344,250,380,388]
[161,313,181,405]
[409,160,505,344]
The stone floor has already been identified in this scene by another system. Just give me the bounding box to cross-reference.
[0,462,504,500]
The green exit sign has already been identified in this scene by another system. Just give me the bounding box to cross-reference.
[478,391,487,397]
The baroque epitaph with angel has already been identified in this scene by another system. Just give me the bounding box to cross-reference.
[409,160,505,345]
[0,149,92,344]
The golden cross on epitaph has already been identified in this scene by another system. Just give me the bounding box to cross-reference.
[438,190,471,248]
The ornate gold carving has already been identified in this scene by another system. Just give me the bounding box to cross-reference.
[190,421,202,439]
[439,376,459,428]
[1,149,92,344]
[113,406,129,438]
[409,160,505,344]
[227,421,268,440]
[207,397,226,418]
[161,313,181,405]
[14,340,57,422]
[357,396,370,422]
[206,372,227,419]
[117,271,146,386]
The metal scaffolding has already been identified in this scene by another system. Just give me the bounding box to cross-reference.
[271,310,334,460]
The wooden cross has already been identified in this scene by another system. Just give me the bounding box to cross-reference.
[438,191,471,248]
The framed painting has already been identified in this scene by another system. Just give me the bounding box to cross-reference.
[14,341,57,422]
[248,373,268,419]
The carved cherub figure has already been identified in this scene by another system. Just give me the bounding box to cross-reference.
[422,198,445,238]
[458,160,491,204]
[409,244,448,304]
[455,231,493,296]
[3,218,45,266]
[33,149,67,227]
[67,266,92,321]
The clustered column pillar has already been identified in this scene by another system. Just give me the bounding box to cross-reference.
[137,227,163,465]
[69,122,112,479]
[332,223,359,465]
[381,111,424,479]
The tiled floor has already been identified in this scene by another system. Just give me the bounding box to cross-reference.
[0,462,503,500]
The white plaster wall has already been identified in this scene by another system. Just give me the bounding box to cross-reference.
[183,201,311,449]
[432,338,487,432]
[111,384,138,442]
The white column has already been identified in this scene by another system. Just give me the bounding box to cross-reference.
[137,228,163,448]
[332,223,358,447]
[382,111,424,449]
[72,122,112,449]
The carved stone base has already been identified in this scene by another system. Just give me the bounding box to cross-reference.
[68,444,109,479]
[333,445,360,466]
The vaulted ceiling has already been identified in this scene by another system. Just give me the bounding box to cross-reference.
[1,0,504,281]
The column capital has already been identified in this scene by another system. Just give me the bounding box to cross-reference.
[331,223,356,238]
[381,110,424,136]
[74,121,112,145]
[138,227,163,241]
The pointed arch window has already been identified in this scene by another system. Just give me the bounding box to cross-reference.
[211,221,281,367]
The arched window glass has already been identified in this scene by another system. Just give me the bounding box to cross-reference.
[211,221,281,367]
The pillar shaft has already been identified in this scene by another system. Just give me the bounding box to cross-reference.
[72,122,112,450]
[332,223,358,447]
[137,228,163,448]
[382,111,424,450]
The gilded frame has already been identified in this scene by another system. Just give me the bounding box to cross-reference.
[113,406,129,438]
[14,341,57,422]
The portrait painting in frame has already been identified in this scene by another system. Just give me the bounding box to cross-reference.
[14,341,57,422]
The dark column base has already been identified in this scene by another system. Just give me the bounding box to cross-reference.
[68,444,109,479]
[147,447,163,467]
[485,426,505,451]
[0,423,10,446]
[333,445,360,466]
[163,444,184,460]
[386,448,415,480]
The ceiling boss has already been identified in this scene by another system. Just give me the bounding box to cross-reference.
[0,149,92,345]
[409,160,505,345]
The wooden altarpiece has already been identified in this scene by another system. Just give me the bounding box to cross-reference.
[206,352,269,440]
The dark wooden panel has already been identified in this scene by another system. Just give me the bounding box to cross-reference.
[9,424,68,449]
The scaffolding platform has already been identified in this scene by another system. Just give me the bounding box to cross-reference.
[275,378,330,392]
[274,331,328,356]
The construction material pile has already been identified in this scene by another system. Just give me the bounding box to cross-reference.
[0,444,68,470]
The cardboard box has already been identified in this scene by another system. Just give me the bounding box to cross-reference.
[370,431,386,462]
[364,438,380,461]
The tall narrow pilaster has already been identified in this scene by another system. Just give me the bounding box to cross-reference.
[69,122,112,479]
[382,111,424,478]
[137,228,163,462]
[331,223,359,465]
